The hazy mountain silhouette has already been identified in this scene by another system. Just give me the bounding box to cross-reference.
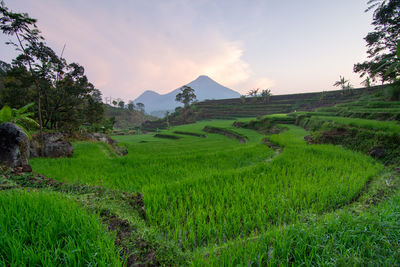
[133,75,240,116]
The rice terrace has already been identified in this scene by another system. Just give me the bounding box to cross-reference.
[0,0,400,266]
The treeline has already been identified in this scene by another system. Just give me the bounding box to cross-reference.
[0,2,111,133]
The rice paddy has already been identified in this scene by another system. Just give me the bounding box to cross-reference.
[24,118,395,265]
[0,190,121,266]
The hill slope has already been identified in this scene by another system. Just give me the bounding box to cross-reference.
[194,86,388,119]
[104,105,156,129]
[133,75,240,116]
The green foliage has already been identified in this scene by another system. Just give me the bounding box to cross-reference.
[385,83,400,100]
[136,102,145,112]
[176,85,197,108]
[0,190,121,266]
[0,2,104,132]
[354,0,400,82]
[260,89,272,103]
[0,103,39,135]
[104,104,154,129]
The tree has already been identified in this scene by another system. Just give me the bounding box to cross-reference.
[127,102,135,111]
[118,100,125,109]
[165,111,170,130]
[112,100,117,107]
[362,76,374,88]
[333,76,353,95]
[354,0,400,83]
[0,2,104,132]
[136,102,145,112]
[260,89,272,103]
[175,85,196,109]
[247,88,259,97]
[333,76,349,90]
[240,95,246,104]
[0,2,47,135]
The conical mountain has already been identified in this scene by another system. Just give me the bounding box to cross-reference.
[133,75,240,116]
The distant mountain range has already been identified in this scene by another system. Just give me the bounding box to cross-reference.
[132,75,240,117]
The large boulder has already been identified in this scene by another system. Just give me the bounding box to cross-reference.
[30,132,74,158]
[0,123,30,169]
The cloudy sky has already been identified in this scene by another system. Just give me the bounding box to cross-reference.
[0,0,374,101]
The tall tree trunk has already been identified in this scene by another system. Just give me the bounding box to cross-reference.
[15,32,44,154]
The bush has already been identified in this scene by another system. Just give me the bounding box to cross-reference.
[385,84,400,101]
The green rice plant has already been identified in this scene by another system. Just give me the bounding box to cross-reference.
[29,119,387,262]
[191,191,400,266]
[311,116,400,133]
[0,190,121,266]
[143,125,382,249]
[31,120,273,192]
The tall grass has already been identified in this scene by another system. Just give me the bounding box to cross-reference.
[0,190,121,266]
[29,119,386,263]
[311,116,400,133]
[191,191,400,266]
[143,126,383,249]
[31,120,272,192]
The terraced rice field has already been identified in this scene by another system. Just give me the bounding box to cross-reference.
[28,118,390,265]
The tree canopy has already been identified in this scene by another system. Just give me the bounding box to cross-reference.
[175,85,196,109]
[0,2,105,132]
[354,0,400,83]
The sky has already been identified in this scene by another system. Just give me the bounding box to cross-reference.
[0,0,375,101]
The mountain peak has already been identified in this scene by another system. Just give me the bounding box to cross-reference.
[133,75,240,115]
[193,75,212,82]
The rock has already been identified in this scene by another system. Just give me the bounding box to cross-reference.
[87,133,116,145]
[368,146,386,159]
[30,132,73,158]
[43,140,74,158]
[115,146,128,156]
[29,138,40,157]
[0,122,30,168]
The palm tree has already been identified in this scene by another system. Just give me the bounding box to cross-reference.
[362,76,372,88]
[260,89,272,103]
[333,76,349,90]
[247,88,259,97]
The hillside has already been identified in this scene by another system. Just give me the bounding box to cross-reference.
[104,105,156,129]
[141,85,396,131]
[194,85,388,119]
[133,75,240,116]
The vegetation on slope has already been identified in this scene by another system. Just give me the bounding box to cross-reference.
[104,104,156,129]
[143,126,382,249]
[26,118,400,266]
[0,190,121,266]
[30,120,272,192]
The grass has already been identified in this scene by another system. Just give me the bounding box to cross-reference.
[143,125,383,249]
[0,190,121,266]
[25,118,399,265]
[191,190,400,266]
[31,120,272,192]
[311,116,400,133]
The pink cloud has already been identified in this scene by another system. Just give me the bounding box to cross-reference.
[1,0,267,100]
